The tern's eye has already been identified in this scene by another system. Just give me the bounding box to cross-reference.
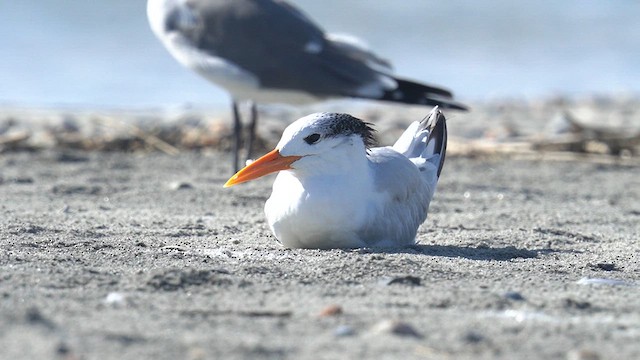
[304,133,321,145]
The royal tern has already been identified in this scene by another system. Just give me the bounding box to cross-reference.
[224,106,447,249]
[147,0,466,171]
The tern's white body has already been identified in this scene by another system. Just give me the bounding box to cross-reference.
[266,146,433,248]
[225,109,447,249]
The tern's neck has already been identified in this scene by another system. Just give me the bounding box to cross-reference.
[291,143,370,182]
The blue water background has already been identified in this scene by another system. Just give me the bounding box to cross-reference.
[0,0,638,109]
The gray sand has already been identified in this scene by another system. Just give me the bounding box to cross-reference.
[1,145,639,359]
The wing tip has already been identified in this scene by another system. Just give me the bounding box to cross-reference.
[422,106,448,178]
[376,78,469,111]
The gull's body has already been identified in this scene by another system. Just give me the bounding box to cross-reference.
[147,0,465,171]
[225,107,447,249]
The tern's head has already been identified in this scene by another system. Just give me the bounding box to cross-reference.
[224,113,376,187]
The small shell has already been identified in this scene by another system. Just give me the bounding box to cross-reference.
[318,304,343,317]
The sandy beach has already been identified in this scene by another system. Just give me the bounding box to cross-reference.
[1,99,639,359]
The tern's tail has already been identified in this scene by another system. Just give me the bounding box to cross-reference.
[392,106,448,185]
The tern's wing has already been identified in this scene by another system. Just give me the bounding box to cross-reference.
[362,147,432,246]
[359,107,448,245]
[393,106,448,190]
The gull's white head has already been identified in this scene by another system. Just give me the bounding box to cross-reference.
[147,0,199,38]
[224,112,376,187]
[147,0,173,36]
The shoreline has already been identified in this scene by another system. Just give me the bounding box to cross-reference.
[2,96,640,160]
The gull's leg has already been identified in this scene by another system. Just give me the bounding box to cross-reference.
[245,101,258,163]
[232,100,242,173]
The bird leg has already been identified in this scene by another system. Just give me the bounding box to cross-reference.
[232,100,242,173]
[245,101,258,164]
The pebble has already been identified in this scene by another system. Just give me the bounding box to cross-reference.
[25,307,57,330]
[576,278,631,286]
[503,291,526,301]
[56,152,89,163]
[372,320,422,338]
[463,330,485,343]
[56,341,72,356]
[170,181,194,190]
[104,292,127,307]
[590,263,617,271]
[378,275,421,286]
[51,184,101,195]
[12,176,34,184]
[563,298,591,310]
[566,349,600,360]
[333,325,355,337]
[318,304,343,317]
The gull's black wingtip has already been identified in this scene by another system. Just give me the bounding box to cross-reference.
[377,78,469,111]
[438,100,469,112]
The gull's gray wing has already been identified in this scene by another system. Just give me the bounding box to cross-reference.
[178,0,391,96]
[154,0,466,108]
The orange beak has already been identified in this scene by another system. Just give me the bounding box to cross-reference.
[224,149,302,187]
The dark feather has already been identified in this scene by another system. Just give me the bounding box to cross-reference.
[321,113,377,149]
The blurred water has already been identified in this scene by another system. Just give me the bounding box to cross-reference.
[0,0,638,109]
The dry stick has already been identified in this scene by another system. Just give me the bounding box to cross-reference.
[447,138,640,165]
[0,131,30,147]
[99,116,180,155]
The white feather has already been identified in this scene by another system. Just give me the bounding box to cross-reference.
[263,108,447,248]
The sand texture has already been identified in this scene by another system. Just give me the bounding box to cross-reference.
[1,100,640,359]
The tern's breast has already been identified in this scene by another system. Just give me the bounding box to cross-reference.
[265,171,370,248]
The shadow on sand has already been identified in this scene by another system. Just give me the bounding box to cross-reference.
[358,245,561,261]
[416,244,553,261]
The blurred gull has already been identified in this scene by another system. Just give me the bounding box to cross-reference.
[147,0,466,171]
[224,106,447,249]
